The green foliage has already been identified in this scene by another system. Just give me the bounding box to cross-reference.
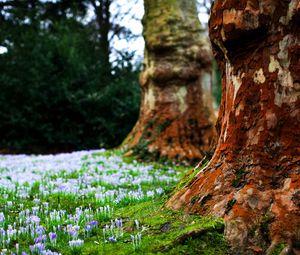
[0,14,140,153]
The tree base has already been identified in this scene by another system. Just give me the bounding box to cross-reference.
[123,82,216,165]
[167,154,300,254]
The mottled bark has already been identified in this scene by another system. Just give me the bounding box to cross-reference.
[168,0,300,254]
[124,0,216,164]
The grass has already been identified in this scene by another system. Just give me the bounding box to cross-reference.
[65,198,227,255]
[110,199,227,255]
[0,149,228,254]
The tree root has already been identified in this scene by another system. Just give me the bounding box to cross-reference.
[266,240,300,255]
[156,225,224,252]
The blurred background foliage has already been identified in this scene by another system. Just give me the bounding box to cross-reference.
[0,0,141,153]
[0,0,220,154]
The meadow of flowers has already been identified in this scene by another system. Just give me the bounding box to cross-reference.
[0,149,183,255]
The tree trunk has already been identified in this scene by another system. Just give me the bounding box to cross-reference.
[124,0,216,164]
[167,0,300,254]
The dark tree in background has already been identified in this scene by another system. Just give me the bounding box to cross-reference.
[0,0,141,153]
[86,0,141,76]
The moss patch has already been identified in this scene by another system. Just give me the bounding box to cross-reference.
[225,199,236,214]
[232,169,246,188]
[156,119,173,134]
[69,199,228,255]
[271,243,285,255]
[173,159,209,195]
[109,199,228,255]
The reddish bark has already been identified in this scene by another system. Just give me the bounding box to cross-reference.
[167,0,300,254]
[123,0,216,164]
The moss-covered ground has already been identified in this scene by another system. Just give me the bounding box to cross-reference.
[0,149,228,254]
[89,199,228,255]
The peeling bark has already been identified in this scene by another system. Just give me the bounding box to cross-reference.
[123,0,216,164]
[167,0,300,254]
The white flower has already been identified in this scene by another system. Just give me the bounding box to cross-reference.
[0,213,5,223]
[69,239,84,247]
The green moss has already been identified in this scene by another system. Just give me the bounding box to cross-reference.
[144,0,202,48]
[225,199,236,214]
[112,199,227,255]
[145,118,157,129]
[132,139,152,160]
[232,169,246,188]
[156,119,173,134]
[128,118,174,162]
[173,160,208,195]
[51,198,226,255]
[271,243,285,255]
[260,213,273,241]
[191,195,199,205]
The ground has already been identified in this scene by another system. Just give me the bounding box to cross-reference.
[0,149,227,255]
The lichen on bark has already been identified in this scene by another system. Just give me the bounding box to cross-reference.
[123,0,216,164]
[167,0,300,254]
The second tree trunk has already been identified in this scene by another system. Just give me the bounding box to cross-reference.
[124,0,216,164]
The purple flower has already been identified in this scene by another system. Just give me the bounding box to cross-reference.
[36,225,45,235]
[21,252,28,255]
[49,232,57,240]
[85,224,92,232]
[0,212,5,223]
[36,243,45,252]
[89,220,98,226]
[68,229,78,237]
[85,220,98,233]
[30,243,45,253]
[34,235,43,243]
[115,219,122,228]
[108,236,117,243]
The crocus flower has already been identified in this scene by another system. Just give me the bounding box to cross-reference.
[0,212,4,223]
[34,235,43,243]
[89,220,98,226]
[108,236,117,243]
[49,232,57,241]
[134,219,139,230]
[69,239,84,247]
[115,218,122,228]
